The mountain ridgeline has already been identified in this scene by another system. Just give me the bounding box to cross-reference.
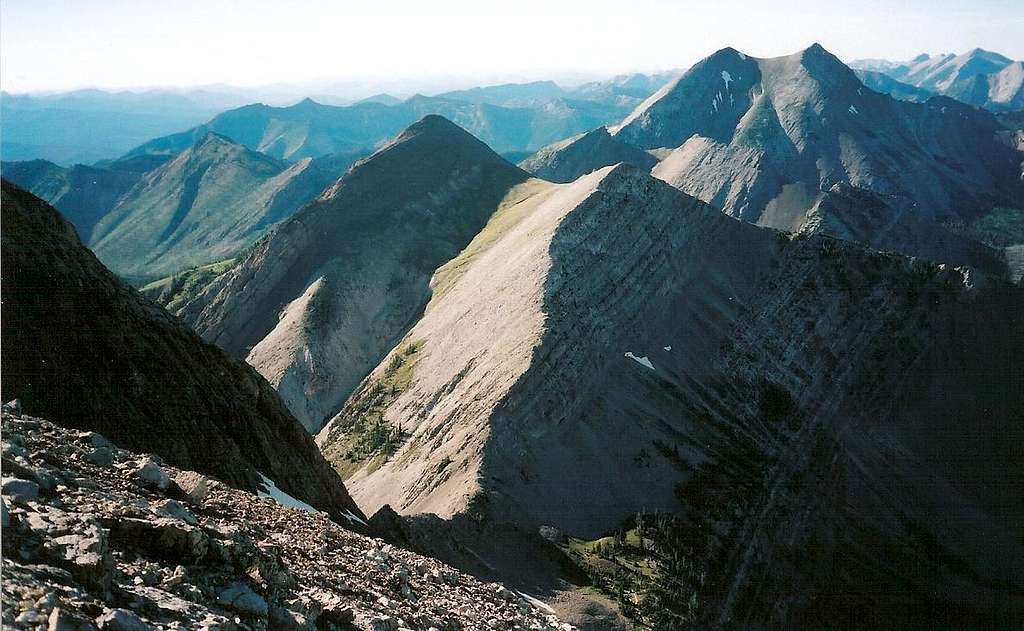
[3,133,361,282]
[317,163,1024,627]
[850,48,1024,111]
[520,44,1024,276]
[0,180,363,524]
[178,116,531,432]
[2,40,1023,631]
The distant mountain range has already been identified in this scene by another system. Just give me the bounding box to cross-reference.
[2,73,682,281]
[123,83,677,162]
[2,134,361,282]
[849,48,1024,111]
[1,73,681,166]
[0,88,251,165]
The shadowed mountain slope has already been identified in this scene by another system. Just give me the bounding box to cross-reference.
[518,127,657,183]
[0,180,363,524]
[178,116,531,432]
[0,159,142,242]
[318,163,1024,627]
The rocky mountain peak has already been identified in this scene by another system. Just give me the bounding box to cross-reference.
[179,117,530,432]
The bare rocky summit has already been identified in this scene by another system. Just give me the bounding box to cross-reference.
[1,409,574,631]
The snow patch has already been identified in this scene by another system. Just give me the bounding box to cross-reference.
[848,105,859,115]
[257,472,320,514]
[721,70,733,89]
[738,52,747,60]
[342,509,367,527]
[624,352,654,370]
[663,345,672,352]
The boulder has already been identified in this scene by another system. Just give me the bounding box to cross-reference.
[155,499,197,525]
[2,476,40,504]
[95,608,149,631]
[216,582,268,617]
[135,459,170,490]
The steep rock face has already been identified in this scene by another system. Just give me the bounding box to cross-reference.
[518,127,658,183]
[318,164,1024,626]
[90,133,352,281]
[180,116,530,432]
[0,181,362,523]
[613,45,1022,269]
[0,159,141,241]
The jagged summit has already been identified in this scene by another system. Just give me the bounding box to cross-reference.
[605,43,1023,270]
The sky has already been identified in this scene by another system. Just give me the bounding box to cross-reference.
[2,0,1023,94]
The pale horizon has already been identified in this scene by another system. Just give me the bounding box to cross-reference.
[2,0,1022,95]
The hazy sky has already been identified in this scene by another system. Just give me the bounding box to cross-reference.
[2,0,1022,93]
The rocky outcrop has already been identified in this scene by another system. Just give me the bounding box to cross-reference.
[612,44,1024,271]
[0,181,361,523]
[1,410,572,630]
[179,116,531,432]
[318,164,1024,627]
[518,127,657,183]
